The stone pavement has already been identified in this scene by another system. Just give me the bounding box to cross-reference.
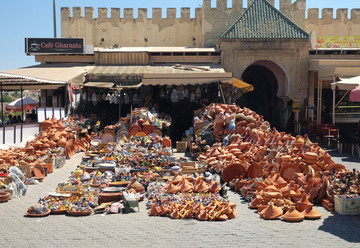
[0,152,359,248]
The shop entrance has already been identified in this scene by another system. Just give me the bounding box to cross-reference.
[238,60,288,129]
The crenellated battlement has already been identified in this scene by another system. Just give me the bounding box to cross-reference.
[306,8,360,23]
[306,8,360,36]
[61,0,359,48]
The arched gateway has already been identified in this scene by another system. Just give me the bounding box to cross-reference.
[217,0,309,131]
[240,60,289,129]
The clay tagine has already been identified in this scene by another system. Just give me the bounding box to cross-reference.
[282,206,304,222]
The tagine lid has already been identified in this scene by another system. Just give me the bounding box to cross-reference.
[301,205,322,219]
[282,206,304,222]
[261,203,283,219]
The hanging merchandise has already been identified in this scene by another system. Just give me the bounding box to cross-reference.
[190,91,196,102]
[92,93,97,105]
[178,86,184,100]
[159,88,165,99]
[133,93,140,105]
[170,88,179,103]
[110,93,116,104]
[106,93,111,101]
[124,93,130,104]
[82,92,87,102]
[195,86,202,99]
[97,93,102,102]
[183,88,189,98]
[102,93,107,101]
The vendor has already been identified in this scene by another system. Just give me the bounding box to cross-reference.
[27,109,37,122]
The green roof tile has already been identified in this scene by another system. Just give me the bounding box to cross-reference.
[222,0,309,39]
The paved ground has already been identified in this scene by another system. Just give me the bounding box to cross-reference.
[0,151,360,248]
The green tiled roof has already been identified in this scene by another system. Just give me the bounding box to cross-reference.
[222,0,309,39]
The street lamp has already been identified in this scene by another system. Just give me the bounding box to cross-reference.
[53,0,57,38]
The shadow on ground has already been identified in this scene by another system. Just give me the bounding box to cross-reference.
[319,213,360,243]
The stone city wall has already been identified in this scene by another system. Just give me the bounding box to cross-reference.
[61,0,308,48]
[61,0,360,47]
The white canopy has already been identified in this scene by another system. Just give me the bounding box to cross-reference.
[331,76,360,90]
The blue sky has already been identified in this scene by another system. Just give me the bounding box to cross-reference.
[0,0,358,71]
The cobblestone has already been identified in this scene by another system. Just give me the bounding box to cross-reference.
[0,151,359,247]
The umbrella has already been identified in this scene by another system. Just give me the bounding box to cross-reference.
[350,83,360,102]
[5,97,39,111]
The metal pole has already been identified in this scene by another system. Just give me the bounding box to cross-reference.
[21,85,23,142]
[0,83,3,125]
[1,83,4,144]
[21,85,24,122]
[332,88,336,125]
[53,0,57,38]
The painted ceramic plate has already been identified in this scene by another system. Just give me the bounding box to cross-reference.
[162,138,172,147]
[101,133,114,144]
[90,139,101,146]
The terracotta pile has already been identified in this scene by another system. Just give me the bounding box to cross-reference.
[237,171,322,221]
[164,176,221,194]
[149,198,237,221]
[0,116,93,191]
[148,175,236,221]
[196,103,355,215]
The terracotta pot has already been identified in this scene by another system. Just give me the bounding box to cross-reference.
[25,142,35,155]
[260,203,283,219]
[282,206,304,222]
[149,205,161,216]
[296,193,313,212]
[165,182,179,194]
[0,191,11,203]
[302,205,322,220]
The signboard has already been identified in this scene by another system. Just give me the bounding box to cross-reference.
[315,36,360,48]
[292,102,301,112]
[25,38,84,54]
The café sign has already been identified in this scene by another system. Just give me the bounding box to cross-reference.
[25,38,84,54]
